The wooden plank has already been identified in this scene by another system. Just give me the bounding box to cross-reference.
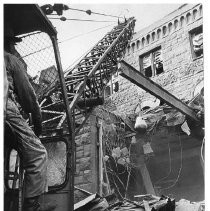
[135,133,156,196]
[119,60,199,122]
[89,114,99,193]
[139,163,156,195]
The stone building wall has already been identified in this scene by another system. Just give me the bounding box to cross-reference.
[104,3,203,115]
[74,116,95,193]
[73,3,204,200]
[74,107,130,197]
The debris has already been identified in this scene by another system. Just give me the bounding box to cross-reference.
[74,193,109,211]
[181,121,191,136]
[135,116,148,133]
[108,199,144,211]
[143,200,151,211]
[74,192,204,211]
[143,142,154,155]
[176,199,204,211]
[135,194,175,211]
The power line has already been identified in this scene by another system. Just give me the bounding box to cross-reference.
[65,6,124,19]
[63,23,115,73]
[20,24,115,59]
[60,24,115,45]
[49,17,116,23]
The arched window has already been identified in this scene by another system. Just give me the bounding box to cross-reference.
[131,43,135,52]
[180,16,185,27]
[127,45,131,54]
[137,40,140,48]
[168,22,173,33]
[157,29,161,40]
[193,9,198,20]
[186,12,192,24]
[199,5,202,16]
[162,26,167,36]
[142,37,145,48]
[174,19,179,30]
[152,32,156,41]
[146,34,150,44]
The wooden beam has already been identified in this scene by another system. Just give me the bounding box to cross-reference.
[119,60,199,122]
[89,114,99,193]
[135,133,156,195]
[98,120,103,196]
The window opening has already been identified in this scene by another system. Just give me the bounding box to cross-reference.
[190,26,203,58]
[104,74,119,98]
[140,47,164,77]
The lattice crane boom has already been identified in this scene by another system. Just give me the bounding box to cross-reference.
[40,17,136,135]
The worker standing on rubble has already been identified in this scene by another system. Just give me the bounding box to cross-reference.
[4,25,54,211]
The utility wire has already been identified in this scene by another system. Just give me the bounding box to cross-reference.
[63,23,115,73]
[61,23,114,44]
[20,24,115,59]
[49,17,116,23]
[65,6,124,19]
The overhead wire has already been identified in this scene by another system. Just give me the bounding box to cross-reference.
[62,23,115,72]
[65,6,124,19]
[60,23,114,45]
[20,23,115,59]
[48,17,116,23]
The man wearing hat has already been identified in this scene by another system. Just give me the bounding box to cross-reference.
[4,25,55,211]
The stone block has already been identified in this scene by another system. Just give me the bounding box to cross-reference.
[83,171,92,183]
[84,145,91,157]
[75,175,84,185]
[76,150,84,159]
[79,157,91,171]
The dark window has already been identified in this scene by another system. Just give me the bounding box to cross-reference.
[104,74,119,98]
[140,47,164,77]
[190,25,203,58]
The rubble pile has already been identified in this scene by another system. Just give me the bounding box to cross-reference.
[74,191,205,211]
[176,199,204,211]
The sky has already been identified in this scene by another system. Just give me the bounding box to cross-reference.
[47,4,183,71]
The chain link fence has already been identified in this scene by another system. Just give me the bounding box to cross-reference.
[15,32,59,99]
[14,32,67,131]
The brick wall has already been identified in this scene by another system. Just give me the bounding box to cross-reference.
[105,4,203,115]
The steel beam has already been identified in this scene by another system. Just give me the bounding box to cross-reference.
[119,60,199,122]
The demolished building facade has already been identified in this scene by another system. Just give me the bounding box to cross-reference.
[73,3,204,203]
